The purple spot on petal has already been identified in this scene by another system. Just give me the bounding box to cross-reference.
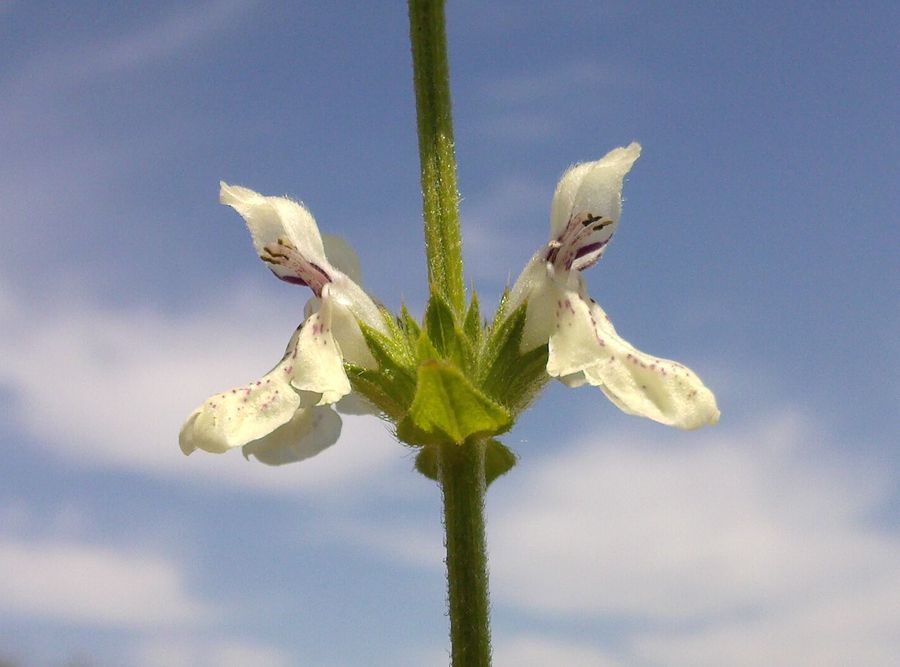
[574,242,605,260]
[278,274,309,286]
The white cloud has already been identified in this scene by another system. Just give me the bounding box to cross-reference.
[485,413,900,665]
[411,635,624,667]
[0,537,214,628]
[5,0,254,96]
[0,3,259,288]
[494,635,623,667]
[478,112,565,142]
[460,176,548,286]
[483,61,623,105]
[349,411,900,666]
[0,280,404,495]
[414,634,624,667]
[331,519,443,569]
[491,414,892,618]
[631,574,900,667]
[477,60,646,142]
[130,637,290,667]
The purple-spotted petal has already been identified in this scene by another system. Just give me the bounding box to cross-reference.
[179,328,308,455]
[547,290,720,430]
[242,406,341,466]
[288,285,352,402]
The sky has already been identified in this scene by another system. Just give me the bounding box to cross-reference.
[0,1,898,665]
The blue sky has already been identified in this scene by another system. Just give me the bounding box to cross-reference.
[1,1,897,665]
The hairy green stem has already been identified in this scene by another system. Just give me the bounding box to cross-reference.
[408,2,490,662]
[408,0,466,316]
[438,439,492,666]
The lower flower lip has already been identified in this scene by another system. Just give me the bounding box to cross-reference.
[573,241,606,260]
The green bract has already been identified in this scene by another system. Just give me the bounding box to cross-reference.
[346,292,550,481]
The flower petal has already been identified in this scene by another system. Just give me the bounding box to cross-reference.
[179,330,306,455]
[329,296,378,367]
[288,285,352,403]
[506,257,562,351]
[242,406,341,466]
[329,273,387,332]
[549,143,641,243]
[547,290,720,430]
[219,181,329,270]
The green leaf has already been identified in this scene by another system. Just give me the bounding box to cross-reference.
[492,287,510,327]
[346,366,415,420]
[464,292,482,348]
[423,294,473,370]
[415,329,441,363]
[480,302,549,412]
[425,294,457,357]
[413,444,439,480]
[414,439,516,487]
[398,359,511,446]
[378,305,407,347]
[483,438,517,485]
[359,321,414,372]
[349,321,418,418]
[400,304,421,348]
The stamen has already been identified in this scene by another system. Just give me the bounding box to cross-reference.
[574,242,605,260]
[260,236,332,296]
[546,212,617,272]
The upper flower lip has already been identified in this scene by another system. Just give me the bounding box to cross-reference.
[505,143,720,430]
[220,182,330,271]
[219,181,388,352]
[549,142,640,244]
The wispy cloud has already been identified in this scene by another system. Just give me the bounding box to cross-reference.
[413,635,625,667]
[331,520,443,569]
[478,112,565,142]
[0,280,403,495]
[344,410,900,666]
[129,637,291,667]
[477,60,645,142]
[5,0,254,96]
[630,577,900,667]
[483,61,624,105]
[0,2,258,290]
[494,636,623,667]
[490,414,898,623]
[0,537,215,628]
[460,176,549,287]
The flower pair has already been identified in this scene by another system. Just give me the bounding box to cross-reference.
[179,144,719,464]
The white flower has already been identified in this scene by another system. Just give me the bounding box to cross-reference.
[179,183,387,465]
[506,143,720,430]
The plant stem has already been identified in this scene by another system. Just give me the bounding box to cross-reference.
[408,2,490,661]
[438,439,492,666]
[408,0,466,317]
